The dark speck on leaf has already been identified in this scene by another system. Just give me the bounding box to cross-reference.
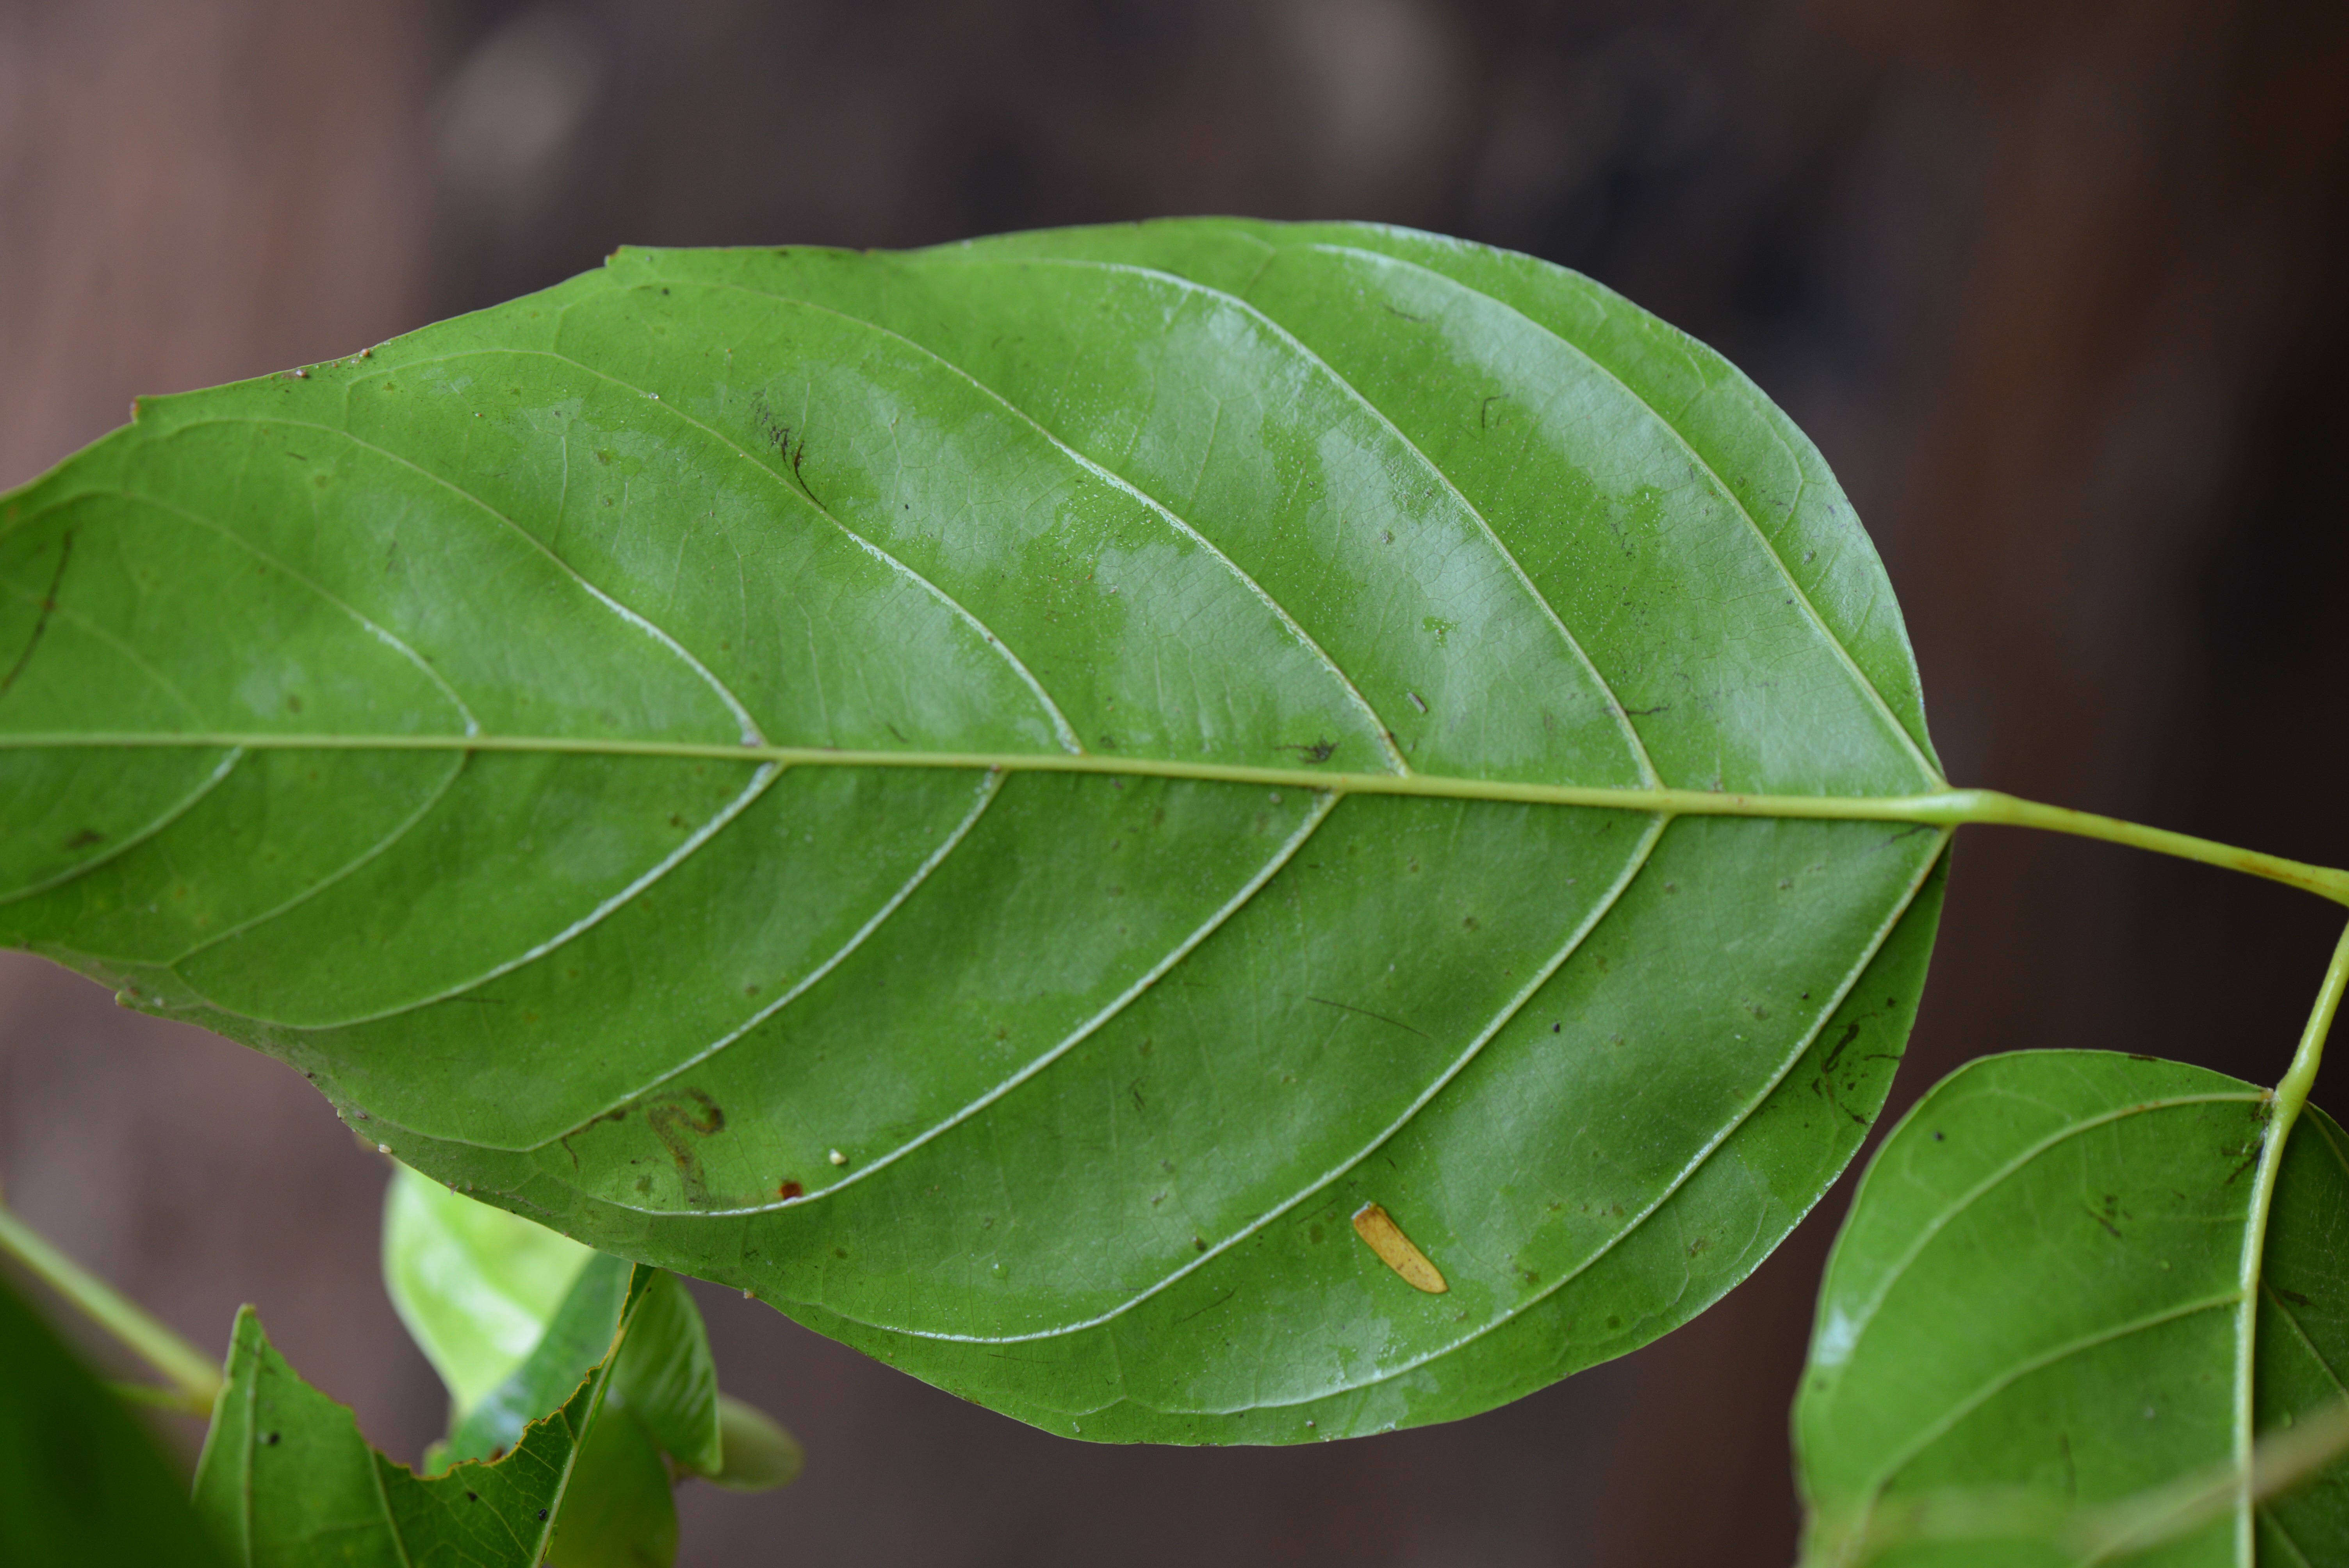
[466,1491,478,1502]
[538,1509,550,1522]
[263,1431,280,1445]
[1933,1131,1945,1141]
[1194,1237,1208,1252]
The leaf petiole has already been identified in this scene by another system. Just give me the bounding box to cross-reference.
[0,1196,223,1411]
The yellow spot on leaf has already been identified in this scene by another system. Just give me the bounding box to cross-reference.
[1351,1203,1447,1293]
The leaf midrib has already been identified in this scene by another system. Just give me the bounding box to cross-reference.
[0,730,1977,820]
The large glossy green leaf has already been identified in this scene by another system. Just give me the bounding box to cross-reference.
[192,1267,657,1568]
[0,1269,226,1567]
[0,218,1951,1440]
[1795,1051,2349,1565]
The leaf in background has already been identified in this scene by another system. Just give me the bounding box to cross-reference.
[192,1273,655,1568]
[394,1168,742,1483]
[708,1393,803,1492]
[1794,1051,2349,1565]
[0,217,1950,1440]
[606,1269,724,1478]
[545,1406,677,1568]
[384,1160,593,1417]
[428,1253,688,1568]
[0,1268,226,1567]
[444,1251,633,1466]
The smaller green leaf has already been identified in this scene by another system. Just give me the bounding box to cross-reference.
[1794,1050,2349,1566]
[606,1269,724,1478]
[707,1394,804,1493]
[546,1406,679,1568]
[430,1254,685,1568]
[383,1162,593,1417]
[0,1268,226,1567]
[444,1251,633,1466]
[191,1281,651,1568]
[390,1167,777,1491]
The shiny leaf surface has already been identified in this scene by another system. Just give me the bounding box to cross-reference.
[0,219,1949,1439]
[1795,1051,2349,1565]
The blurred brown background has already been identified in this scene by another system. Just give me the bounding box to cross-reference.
[4,0,2348,1562]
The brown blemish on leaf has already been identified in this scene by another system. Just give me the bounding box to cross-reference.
[644,1089,725,1203]
[1351,1203,1447,1294]
[1,527,73,699]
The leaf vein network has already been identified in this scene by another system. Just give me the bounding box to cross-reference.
[1853,1287,2244,1515]
[602,786,1342,1217]
[1302,241,1941,788]
[1828,1091,2266,1370]
[830,804,1671,1345]
[666,276,1409,777]
[944,250,1658,791]
[504,331,1085,755]
[1142,831,1948,1416]
[176,415,765,747]
[529,768,1005,1141]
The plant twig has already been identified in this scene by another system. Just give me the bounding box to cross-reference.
[2228,918,2349,1557]
[0,1197,222,1411]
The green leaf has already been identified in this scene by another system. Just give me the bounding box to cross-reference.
[192,1270,656,1568]
[384,1161,595,1418]
[0,1268,227,1566]
[390,1166,735,1480]
[444,1252,633,1466]
[1794,1050,2349,1564]
[544,1406,677,1568]
[706,1394,803,1493]
[606,1270,724,1478]
[430,1254,683,1568]
[0,217,1951,1440]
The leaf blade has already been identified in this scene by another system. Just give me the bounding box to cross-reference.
[3,219,1947,1440]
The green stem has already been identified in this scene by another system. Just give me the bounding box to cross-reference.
[2232,918,2349,1556]
[5,732,2348,904]
[0,1199,223,1411]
